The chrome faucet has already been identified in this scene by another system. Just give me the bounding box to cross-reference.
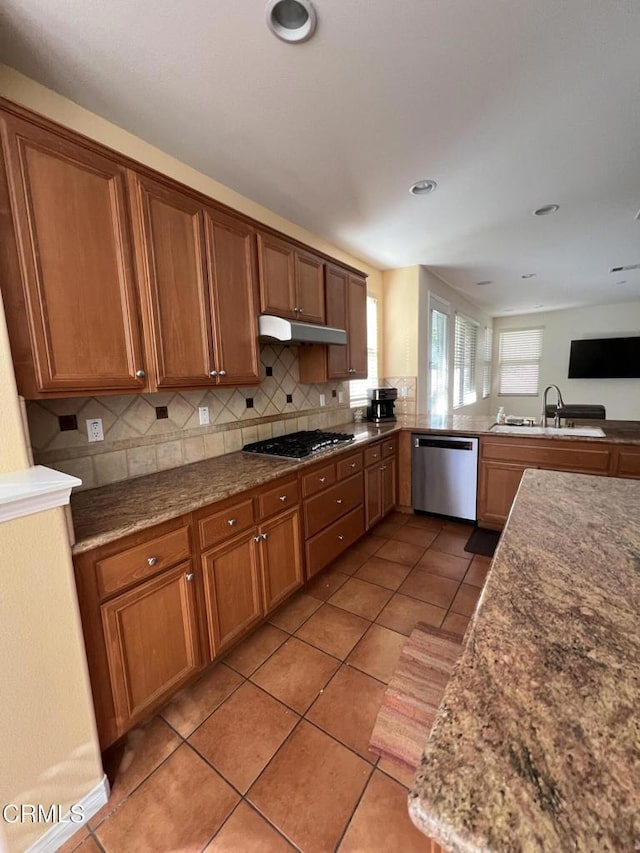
[542,385,564,428]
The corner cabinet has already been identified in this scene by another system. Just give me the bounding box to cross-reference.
[0,113,147,395]
[364,438,398,530]
[257,231,325,324]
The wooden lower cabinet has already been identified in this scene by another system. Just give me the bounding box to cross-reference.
[101,561,201,731]
[259,507,304,612]
[381,457,397,516]
[477,462,527,529]
[202,531,263,657]
[613,446,640,479]
[365,462,383,529]
[365,441,398,529]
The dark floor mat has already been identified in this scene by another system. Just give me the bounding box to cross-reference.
[465,527,500,558]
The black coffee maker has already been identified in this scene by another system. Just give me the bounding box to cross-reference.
[366,388,397,423]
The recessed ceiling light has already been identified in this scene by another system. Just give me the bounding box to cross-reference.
[503,308,515,312]
[266,0,317,43]
[409,179,437,196]
[534,304,544,308]
[616,280,627,285]
[475,280,492,286]
[533,204,560,216]
[521,273,536,279]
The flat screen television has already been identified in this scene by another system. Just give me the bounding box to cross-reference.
[568,336,640,379]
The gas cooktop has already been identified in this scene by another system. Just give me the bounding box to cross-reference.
[243,430,355,459]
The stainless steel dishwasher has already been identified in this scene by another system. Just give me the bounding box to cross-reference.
[411,434,478,521]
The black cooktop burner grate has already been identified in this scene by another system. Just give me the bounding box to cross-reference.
[243,430,355,459]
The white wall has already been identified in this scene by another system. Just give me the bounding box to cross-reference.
[491,300,640,420]
[417,268,493,416]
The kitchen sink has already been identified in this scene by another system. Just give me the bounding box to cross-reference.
[489,425,605,437]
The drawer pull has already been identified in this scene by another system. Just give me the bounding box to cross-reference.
[254,535,263,542]
[336,498,343,504]
[262,532,269,541]
[227,518,237,526]
[147,556,158,566]
[185,572,194,582]
[350,462,357,468]
[279,495,288,502]
[380,465,387,471]
[337,534,344,541]
[319,476,326,483]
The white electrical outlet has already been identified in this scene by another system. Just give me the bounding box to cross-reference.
[319,393,326,407]
[86,418,104,442]
[199,406,210,426]
[338,391,344,404]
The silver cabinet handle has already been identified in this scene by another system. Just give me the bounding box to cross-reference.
[219,369,227,377]
[135,369,146,379]
[279,495,287,502]
[262,532,269,540]
[228,518,237,526]
[185,572,194,582]
[254,535,263,542]
[336,498,343,504]
[380,465,387,471]
[209,369,218,377]
[319,476,326,483]
[350,462,357,468]
[147,556,158,566]
[337,535,344,541]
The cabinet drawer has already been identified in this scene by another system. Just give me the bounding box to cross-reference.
[480,438,611,473]
[301,462,336,497]
[364,442,383,467]
[198,498,255,550]
[305,506,365,578]
[258,477,300,519]
[96,526,191,599]
[304,473,364,538]
[336,451,363,481]
[382,437,398,458]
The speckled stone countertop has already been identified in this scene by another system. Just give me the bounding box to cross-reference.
[409,469,640,852]
[70,423,398,553]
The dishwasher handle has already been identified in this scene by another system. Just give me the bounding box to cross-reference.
[414,436,476,451]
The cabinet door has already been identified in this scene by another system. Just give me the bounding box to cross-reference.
[202,532,263,656]
[257,232,296,318]
[365,464,383,530]
[101,561,201,729]
[613,447,640,479]
[477,461,527,529]
[206,210,260,385]
[130,174,214,388]
[326,264,349,379]
[347,273,368,377]
[381,457,397,517]
[2,116,146,392]
[295,250,325,324]
[259,508,304,612]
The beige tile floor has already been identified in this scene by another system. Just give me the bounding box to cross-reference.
[61,512,490,853]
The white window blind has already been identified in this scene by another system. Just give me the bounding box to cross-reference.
[498,328,544,396]
[482,326,493,399]
[453,313,478,408]
[349,296,378,407]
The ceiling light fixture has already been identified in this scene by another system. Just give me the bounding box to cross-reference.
[521,273,536,279]
[266,0,317,43]
[409,179,437,196]
[616,280,627,285]
[533,204,560,216]
[476,280,492,286]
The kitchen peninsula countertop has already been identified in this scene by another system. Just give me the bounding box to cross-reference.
[409,468,640,851]
[70,416,640,554]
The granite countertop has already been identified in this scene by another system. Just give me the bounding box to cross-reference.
[409,469,640,851]
[70,422,399,553]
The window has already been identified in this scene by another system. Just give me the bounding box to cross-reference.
[453,313,479,408]
[428,298,449,415]
[482,326,493,398]
[498,328,544,395]
[349,296,378,407]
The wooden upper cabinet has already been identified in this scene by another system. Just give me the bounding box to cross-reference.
[295,249,325,324]
[129,173,214,388]
[347,273,368,378]
[257,232,296,318]
[257,231,325,324]
[1,115,146,393]
[326,265,349,378]
[205,210,260,385]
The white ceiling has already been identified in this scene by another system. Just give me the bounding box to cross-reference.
[1,0,639,316]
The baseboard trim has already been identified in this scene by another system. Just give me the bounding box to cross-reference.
[26,774,109,853]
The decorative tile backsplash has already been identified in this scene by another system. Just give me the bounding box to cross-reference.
[27,345,350,490]
[383,376,417,416]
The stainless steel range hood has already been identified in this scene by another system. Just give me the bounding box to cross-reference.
[258,315,347,345]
